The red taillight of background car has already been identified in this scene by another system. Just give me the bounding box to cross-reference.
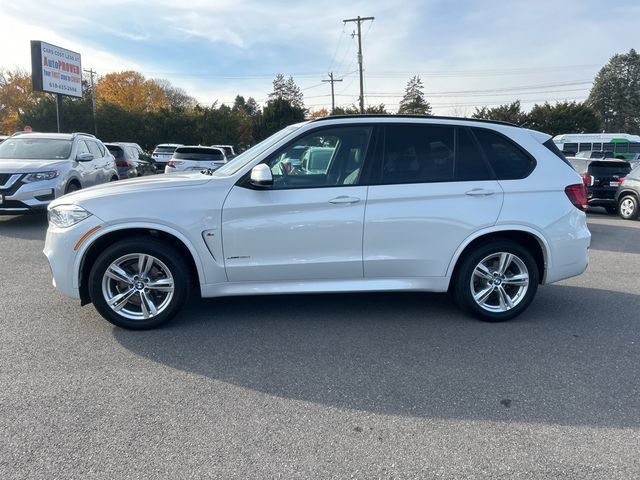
[167,160,175,168]
[580,173,594,187]
[565,183,588,211]
[619,177,626,185]
[116,160,131,168]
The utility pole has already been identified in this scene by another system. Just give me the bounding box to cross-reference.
[343,15,374,114]
[83,68,98,135]
[322,72,343,114]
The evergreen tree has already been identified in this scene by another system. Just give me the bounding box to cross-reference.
[472,101,527,125]
[398,76,431,115]
[587,49,640,134]
[527,101,601,136]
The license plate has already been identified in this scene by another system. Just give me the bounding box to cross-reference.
[610,181,620,187]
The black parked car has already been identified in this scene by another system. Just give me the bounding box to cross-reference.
[615,164,640,220]
[568,158,632,214]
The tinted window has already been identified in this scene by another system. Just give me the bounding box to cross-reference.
[543,138,572,168]
[266,126,372,189]
[106,145,124,159]
[0,138,72,160]
[630,144,640,153]
[380,125,455,184]
[473,128,535,180]
[173,148,225,161]
[588,161,631,177]
[456,128,493,181]
[154,146,178,154]
[87,141,102,158]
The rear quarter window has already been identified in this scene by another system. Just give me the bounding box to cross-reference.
[472,128,535,180]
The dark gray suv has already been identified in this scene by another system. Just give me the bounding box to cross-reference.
[0,132,118,214]
[616,164,640,220]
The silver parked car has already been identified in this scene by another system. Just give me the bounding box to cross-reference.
[0,132,118,214]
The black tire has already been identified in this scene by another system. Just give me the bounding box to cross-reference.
[453,239,539,322]
[88,237,191,329]
[618,195,639,220]
[65,182,81,194]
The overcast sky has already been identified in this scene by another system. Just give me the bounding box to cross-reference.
[1,0,638,114]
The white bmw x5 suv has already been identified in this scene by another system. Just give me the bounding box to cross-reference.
[44,116,591,329]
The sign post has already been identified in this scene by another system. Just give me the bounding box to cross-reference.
[30,40,82,133]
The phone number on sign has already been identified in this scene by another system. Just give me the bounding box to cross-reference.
[47,82,80,93]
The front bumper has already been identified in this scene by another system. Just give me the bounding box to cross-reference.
[43,215,104,300]
[0,177,62,215]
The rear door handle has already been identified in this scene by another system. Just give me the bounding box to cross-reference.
[329,196,360,205]
[465,188,495,197]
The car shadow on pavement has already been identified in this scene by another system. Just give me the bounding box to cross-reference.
[0,214,48,240]
[113,284,640,428]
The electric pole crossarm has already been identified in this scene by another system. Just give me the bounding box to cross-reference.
[342,15,374,114]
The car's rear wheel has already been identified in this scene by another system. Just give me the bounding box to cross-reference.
[453,240,539,322]
[618,195,639,220]
[88,237,190,329]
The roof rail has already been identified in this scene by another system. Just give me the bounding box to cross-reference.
[72,132,96,138]
[309,114,519,128]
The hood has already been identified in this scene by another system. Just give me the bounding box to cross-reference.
[52,172,213,207]
[0,159,70,173]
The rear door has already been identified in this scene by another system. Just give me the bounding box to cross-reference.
[363,124,504,278]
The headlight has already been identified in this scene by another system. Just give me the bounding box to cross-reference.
[23,171,60,183]
[48,205,92,228]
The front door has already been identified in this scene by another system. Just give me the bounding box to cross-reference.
[222,125,373,282]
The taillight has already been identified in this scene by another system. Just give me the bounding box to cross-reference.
[580,173,594,187]
[167,160,175,168]
[116,160,131,168]
[619,177,626,185]
[565,184,588,211]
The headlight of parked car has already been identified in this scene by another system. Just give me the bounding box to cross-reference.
[23,171,59,183]
[48,205,92,228]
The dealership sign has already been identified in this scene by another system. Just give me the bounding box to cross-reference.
[30,40,82,98]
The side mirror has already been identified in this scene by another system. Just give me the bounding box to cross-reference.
[250,164,273,187]
[77,152,94,162]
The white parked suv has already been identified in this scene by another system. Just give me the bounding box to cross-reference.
[164,146,226,173]
[44,116,591,329]
[0,132,118,214]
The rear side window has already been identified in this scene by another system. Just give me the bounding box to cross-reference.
[106,145,124,159]
[473,128,535,180]
[542,138,573,168]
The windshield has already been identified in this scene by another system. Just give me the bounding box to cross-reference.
[213,124,303,177]
[0,138,72,160]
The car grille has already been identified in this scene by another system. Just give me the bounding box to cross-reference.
[0,173,12,185]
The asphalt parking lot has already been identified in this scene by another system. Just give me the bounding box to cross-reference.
[0,211,639,479]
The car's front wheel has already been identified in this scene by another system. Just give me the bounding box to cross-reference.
[88,237,191,329]
[618,195,639,220]
[453,240,539,322]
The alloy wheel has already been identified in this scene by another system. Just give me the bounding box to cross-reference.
[470,252,530,313]
[620,198,635,218]
[101,253,175,320]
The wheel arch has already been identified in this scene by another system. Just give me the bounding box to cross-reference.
[618,189,639,202]
[76,224,204,306]
[447,226,550,287]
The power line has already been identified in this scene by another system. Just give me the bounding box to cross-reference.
[322,72,343,114]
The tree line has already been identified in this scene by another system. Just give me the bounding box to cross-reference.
[1,49,638,150]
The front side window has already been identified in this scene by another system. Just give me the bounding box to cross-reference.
[264,126,372,189]
[76,140,91,158]
[473,128,535,180]
[87,141,103,158]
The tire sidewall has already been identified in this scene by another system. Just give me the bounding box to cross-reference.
[454,240,539,322]
[88,237,190,329]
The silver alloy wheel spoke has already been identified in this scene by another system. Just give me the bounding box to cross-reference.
[105,264,133,285]
[141,291,158,317]
[474,285,495,304]
[498,286,514,309]
[109,288,137,311]
[473,264,494,281]
[138,254,154,277]
[497,253,513,275]
[146,278,174,292]
[502,273,529,286]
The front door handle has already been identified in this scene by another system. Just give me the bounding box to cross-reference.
[329,196,360,205]
[465,188,495,197]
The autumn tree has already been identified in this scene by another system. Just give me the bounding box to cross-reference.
[307,108,330,120]
[398,76,431,115]
[0,69,43,133]
[587,49,640,134]
[96,71,170,112]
